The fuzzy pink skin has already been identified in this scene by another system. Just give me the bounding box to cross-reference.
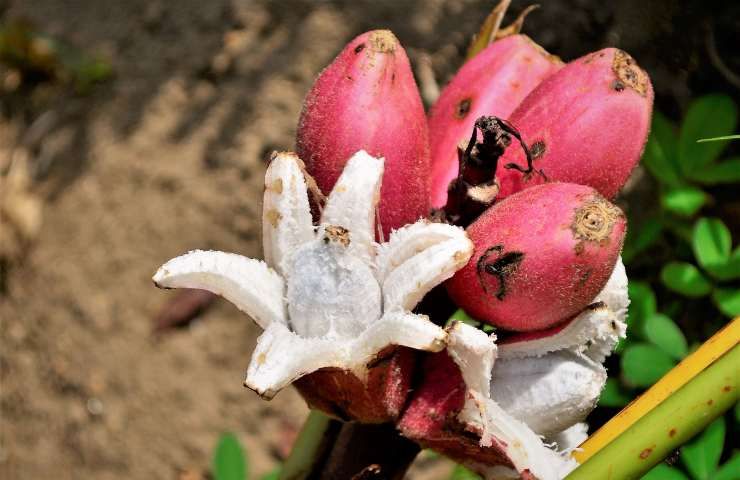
[297,30,430,237]
[429,35,562,208]
[496,48,654,200]
[446,183,626,332]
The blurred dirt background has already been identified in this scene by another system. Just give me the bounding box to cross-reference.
[1,0,738,479]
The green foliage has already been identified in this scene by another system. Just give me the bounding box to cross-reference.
[642,313,688,360]
[661,187,707,217]
[692,218,731,269]
[712,288,740,317]
[680,417,725,480]
[643,112,683,186]
[626,95,740,317]
[688,157,740,184]
[660,262,712,298]
[713,454,740,480]
[213,433,248,480]
[211,433,285,480]
[627,281,657,335]
[603,94,740,480]
[643,463,690,480]
[621,343,675,387]
[678,94,737,174]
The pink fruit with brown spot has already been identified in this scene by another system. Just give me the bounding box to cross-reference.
[429,35,562,208]
[446,182,626,332]
[496,48,653,200]
[297,30,430,237]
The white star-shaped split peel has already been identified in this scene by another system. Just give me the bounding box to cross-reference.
[153,150,473,399]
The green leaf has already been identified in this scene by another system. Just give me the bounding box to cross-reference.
[679,95,738,174]
[688,157,740,184]
[692,217,732,271]
[213,433,247,480]
[696,134,740,142]
[643,313,688,360]
[660,262,712,298]
[712,288,740,317]
[628,281,657,338]
[641,463,690,480]
[449,309,480,327]
[662,186,707,217]
[450,464,482,480]
[680,417,725,480]
[642,112,682,186]
[704,247,740,281]
[621,343,676,388]
[623,220,664,264]
[599,378,632,407]
[715,454,740,480]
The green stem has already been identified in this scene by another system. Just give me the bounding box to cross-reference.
[567,345,739,480]
[280,410,341,480]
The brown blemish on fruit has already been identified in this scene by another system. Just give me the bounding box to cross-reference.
[639,447,653,459]
[257,352,267,365]
[530,140,546,160]
[455,98,472,119]
[369,30,397,53]
[270,178,283,194]
[612,50,648,96]
[722,385,732,392]
[669,428,677,437]
[576,266,592,288]
[324,225,351,247]
[477,245,525,300]
[572,195,623,248]
[265,209,282,227]
[354,43,366,54]
[611,79,626,92]
[707,399,714,406]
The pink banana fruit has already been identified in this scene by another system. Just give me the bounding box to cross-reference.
[429,34,562,208]
[446,182,626,332]
[495,48,653,200]
[297,29,430,237]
